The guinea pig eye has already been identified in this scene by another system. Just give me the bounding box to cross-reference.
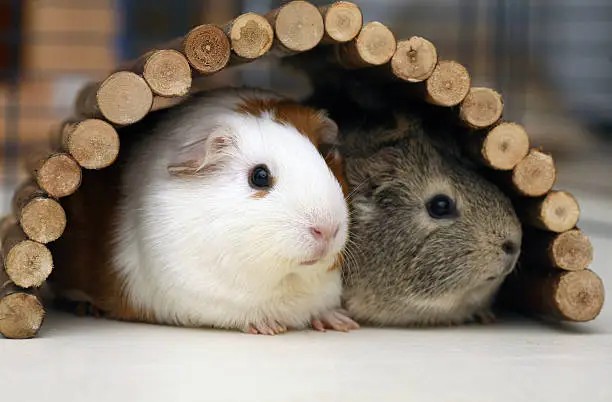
[426,195,457,219]
[249,164,272,189]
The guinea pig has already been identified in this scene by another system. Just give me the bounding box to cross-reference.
[338,110,523,327]
[49,87,359,335]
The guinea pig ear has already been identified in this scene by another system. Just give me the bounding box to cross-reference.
[316,111,340,147]
[167,126,235,177]
[315,112,341,162]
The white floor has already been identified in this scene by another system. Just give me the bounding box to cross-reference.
[2,165,612,402]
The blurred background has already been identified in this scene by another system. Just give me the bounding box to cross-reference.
[1,0,611,214]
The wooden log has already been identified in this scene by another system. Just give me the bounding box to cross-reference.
[265,0,325,55]
[12,180,66,244]
[466,122,530,170]
[222,12,274,60]
[177,24,231,74]
[75,71,154,126]
[522,228,593,271]
[459,87,504,129]
[335,21,396,68]
[0,266,45,339]
[26,151,82,198]
[126,50,192,97]
[509,269,604,322]
[425,60,471,107]
[390,37,438,83]
[319,1,363,44]
[53,119,119,170]
[0,218,53,288]
[518,190,580,233]
[150,95,189,112]
[505,149,556,197]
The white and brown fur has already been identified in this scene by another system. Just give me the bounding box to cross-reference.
[48,87,358,334]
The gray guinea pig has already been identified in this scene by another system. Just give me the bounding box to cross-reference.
[339,112,523,327]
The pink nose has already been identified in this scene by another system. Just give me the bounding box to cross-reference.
[310,225,339,241]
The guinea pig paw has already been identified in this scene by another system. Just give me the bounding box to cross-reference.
[246,320,288,335]
[472,309,497,325]
[311,309,360,332]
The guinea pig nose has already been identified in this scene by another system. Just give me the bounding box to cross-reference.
[502,240,519,256]
[310,227,323,239]
[310,225,339,241]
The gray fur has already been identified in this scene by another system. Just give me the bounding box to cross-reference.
[340,113,522,327]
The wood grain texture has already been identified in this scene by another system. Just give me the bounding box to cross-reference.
[266,0,324,55]
[507,269,605,322]
[25,151,82,198]
[181,24,231,74]
[12,180,66,244]
[0,265,45,339]
[508,149,556,197]
[319,1,363,44]
[391,37,438,83]
[425,60,471,106]
[131,50,192,97]
[521,228,593,271]
[518,191,580,233]
[466,122,530,170]
[335,21,396,68]
[1,218,53,288]
[75,72,154,126]
[223,13,274,60]
[459,87,503,128]
[55,119,120,170]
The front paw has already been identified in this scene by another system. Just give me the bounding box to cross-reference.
[243,320,288,335]
[311,308,360,332]
[472,309,497,325]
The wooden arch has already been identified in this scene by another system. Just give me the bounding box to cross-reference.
[0,1,603,338]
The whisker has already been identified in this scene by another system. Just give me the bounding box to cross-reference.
[344,178,369,203]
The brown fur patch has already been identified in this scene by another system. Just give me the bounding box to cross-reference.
[328,252,344,273]
[235,97,276,119]
[250,190,269,199]
[237,97,349,197]
[48,139,158,326]
[325,150,349,197]
[236,97,326,147]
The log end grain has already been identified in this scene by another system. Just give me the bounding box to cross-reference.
[553,270,604,322]
[5,240,53,288]
[551,230,593,271]
[537,191,581,233]
[36,154,82,198]
[0,292,45,339]
[20,198,66,244]
[480,122,529,170]
[65,119,120,170]
[353,21,396,66]
[274,0,324,52]
[228,13,274,59]
[459,87,504,128]
[425,60,471,107]
[391,37,438,83]
[97,71,154,125]
[512,149,556,197]
[143,50,192,97]
[184,24,231,74]
[322,1,363,43]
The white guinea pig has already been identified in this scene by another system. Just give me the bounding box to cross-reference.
[109,87,357,334]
